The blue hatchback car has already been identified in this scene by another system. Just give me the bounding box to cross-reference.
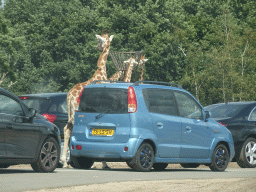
[70,81,235,172]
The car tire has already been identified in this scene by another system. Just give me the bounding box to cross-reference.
[153,163,168,171]
[209,144,229,172]
[237,137,256,168]
[133,142,154,172]
[70,155,94,169]
[31,137,60,173]
[0,164,10,168]
[180,163,200,168]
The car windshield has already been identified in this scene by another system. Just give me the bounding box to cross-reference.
[205,104,246,118]
[79,88,128,114]
[22,98,51,113]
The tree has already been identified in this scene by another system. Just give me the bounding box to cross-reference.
[0,10,24,90]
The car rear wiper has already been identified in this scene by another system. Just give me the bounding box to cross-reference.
[95,109,112,119]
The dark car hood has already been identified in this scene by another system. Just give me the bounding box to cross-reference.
[211,117,232,122]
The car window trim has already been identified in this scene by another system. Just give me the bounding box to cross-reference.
[248,106,256,121]
[173,90,204,120]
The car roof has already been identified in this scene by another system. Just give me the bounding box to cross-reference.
[85,80,184,91]
[0,87,19,99]
[207,101,256,106]
[19,92,67,98]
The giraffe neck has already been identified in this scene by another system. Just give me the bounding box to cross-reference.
[109,71,124,81]
[139,63,145,81]
[124,60,134,82]
[96,43,111,80]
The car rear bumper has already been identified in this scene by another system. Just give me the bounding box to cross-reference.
[70,136,141,160]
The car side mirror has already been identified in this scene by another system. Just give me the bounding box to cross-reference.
[205,111,211,121]
[29,108,37,118]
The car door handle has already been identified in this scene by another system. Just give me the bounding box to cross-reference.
[6,124,13,129]
[186,126,191,130]
[157,122,163,129]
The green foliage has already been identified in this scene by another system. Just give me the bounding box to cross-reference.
[0,0,255,105]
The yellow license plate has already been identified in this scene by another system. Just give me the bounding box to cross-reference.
[91,129,114,136]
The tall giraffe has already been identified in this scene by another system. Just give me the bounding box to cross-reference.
[139,55,148,81]
[61,33,114,168]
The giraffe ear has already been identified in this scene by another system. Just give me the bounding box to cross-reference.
[109,35,114,42]
[95,35,101,39]
[144,59,148,62]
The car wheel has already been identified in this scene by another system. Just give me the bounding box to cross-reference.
[180,163,200,168]
[126,161,135,169]
[31,137,60,173]
[0,164,10,168]
[133,143,154,172]
[209,144,229,172]
[153,163,168,171]
[237,138,256,168]
[70,156,94,169]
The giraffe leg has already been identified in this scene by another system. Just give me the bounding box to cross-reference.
[61,124,72,168]
[102,161,111,169]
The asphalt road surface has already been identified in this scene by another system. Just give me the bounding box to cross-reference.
[0,163,256,192]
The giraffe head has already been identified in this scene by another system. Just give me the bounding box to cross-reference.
[124,57,139,69]
[95,33,114,52]
[139,55,148,66]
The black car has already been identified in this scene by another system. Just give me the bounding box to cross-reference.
[205,101,256,168]
[0,87,61,172]
[19,93,68,140]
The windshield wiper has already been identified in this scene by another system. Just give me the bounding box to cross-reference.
[95,109,112,119]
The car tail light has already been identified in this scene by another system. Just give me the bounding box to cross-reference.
[42,113,57,123]
[128,86,137,113]
[76,145,82,150]
[76,87,85,111]
[19,96,28,100]
[219,122,226,126]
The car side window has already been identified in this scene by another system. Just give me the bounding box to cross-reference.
[143,89,178,116]
[174,91,203,120]
[249,107,256,121]
[0,94,24,116]
[57,100,68,114]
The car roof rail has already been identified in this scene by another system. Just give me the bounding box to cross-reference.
[91,80,128,84]
[133,81,182,88]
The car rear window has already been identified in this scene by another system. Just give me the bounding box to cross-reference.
[22,98,51,113]
[79,88,128,114]
[205,104,246,118]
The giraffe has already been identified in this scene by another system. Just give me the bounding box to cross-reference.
[123,55,148,82]
[123,57,139,82]
[61,33,114,168]
[138,55,148,81]
[108,70,124,81]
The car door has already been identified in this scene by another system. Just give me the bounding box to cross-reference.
[52,97,68,139]
[143,89,182,158]
[174,91,213,159]
[0,94,41,158]
[0,94,7,156]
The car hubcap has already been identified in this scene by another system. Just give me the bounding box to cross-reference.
[40,142,58,168]
[245,141,256,165]
[140,146,152,168]
[215,147,228,169]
